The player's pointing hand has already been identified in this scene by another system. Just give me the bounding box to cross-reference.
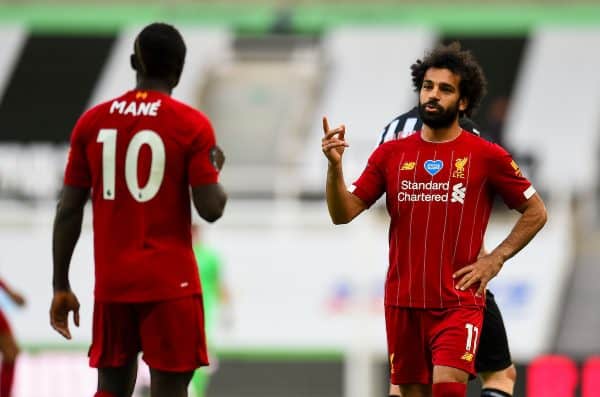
[50,290,80,340]
[322,116,349,166]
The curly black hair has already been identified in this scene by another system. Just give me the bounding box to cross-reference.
[132,22,187,87]
[411,42,487,117]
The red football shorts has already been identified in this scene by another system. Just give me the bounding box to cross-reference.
[89,295,208,372]
[0,309,12,334]
[385,305,484,385]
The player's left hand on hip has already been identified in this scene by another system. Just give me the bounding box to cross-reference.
[452,254,503,296]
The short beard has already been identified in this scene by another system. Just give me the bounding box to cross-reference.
[418,101,459,129]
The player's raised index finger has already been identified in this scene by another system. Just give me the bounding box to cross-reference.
[322,116,330,134]
[324,127,346,140]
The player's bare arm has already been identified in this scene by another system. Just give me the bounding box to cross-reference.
[191,144,227,222]
[5,287,25,307]
[322,116,367,224]
[50,185,88,339]
[0,279,25,306]
[453,192,547,295]
[478,243,489,259]
[192,184,227,222]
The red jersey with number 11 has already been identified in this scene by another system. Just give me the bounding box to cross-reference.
[351,131,535,309]
[64,90,219,302]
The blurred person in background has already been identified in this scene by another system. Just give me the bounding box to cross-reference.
[0,279,24,397]
[190,223,230,397]
[379,110,517,397]
[50,22,227,397]
[321,43,546,397]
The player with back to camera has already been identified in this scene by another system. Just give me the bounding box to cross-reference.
[321,42,547,397]
[380,109,519,397]
[50,22,227,397]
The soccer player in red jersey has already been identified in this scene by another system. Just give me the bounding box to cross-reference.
[0,279,25,397]
[381,112,518,397]
[50,23,227,397]
[322,43,547,397]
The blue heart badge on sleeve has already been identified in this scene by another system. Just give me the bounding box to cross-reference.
[424,160,444,176]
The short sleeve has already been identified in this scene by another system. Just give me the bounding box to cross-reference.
[488,144,536,209]
[188,117,219,187]
[350,146,387,208]
[64,114,92,187]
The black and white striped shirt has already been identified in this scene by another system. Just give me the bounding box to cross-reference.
[378,107,481,145]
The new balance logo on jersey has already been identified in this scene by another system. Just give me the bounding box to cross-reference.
[451,183,466,204]
[401,161,416,171]
[461,352,474,362]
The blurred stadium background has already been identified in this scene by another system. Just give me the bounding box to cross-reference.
[0,0,598,395]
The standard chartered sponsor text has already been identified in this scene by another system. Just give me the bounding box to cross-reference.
[398,192,449,202]
[398,180,451,202]
[401,180,449,191]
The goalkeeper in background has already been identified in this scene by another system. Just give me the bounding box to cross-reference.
[191,224,230,397]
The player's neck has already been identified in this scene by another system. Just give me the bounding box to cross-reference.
[136,79,173,95]
[421,121,462,143]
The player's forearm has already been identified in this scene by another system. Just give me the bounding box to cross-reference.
[191,183,227,223]
[326,163,363,224]
[52,203,84,291]
[490,195,547,264]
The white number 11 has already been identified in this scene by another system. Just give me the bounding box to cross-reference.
[465,323,479,353]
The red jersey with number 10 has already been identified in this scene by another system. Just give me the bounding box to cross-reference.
[64,90,219,302]
[351,131,535,309]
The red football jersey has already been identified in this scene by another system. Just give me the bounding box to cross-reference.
[64,90,219,302]
[352,131,535,308]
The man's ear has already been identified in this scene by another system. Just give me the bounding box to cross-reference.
[130,54,138,71]
[459,97,468,113]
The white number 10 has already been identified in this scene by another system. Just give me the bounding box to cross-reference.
[97,128,165,202]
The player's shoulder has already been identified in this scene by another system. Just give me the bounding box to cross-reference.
[165,96,214,133]
[463,132,508,158]
[167,96,209,121]
[70,95,122,138]
[82,90,137,122]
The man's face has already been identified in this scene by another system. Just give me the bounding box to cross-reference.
[418,67,467,129]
